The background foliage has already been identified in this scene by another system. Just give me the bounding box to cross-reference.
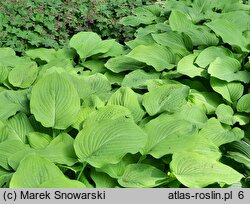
[0,0,156,54]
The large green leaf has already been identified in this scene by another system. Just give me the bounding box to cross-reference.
[152,31,191,57]
[0,65,9,83]
[0,55,31,68]
[170,153,243,188]
[38,133,77,166]
[97,154,138,179]
[107,87,145,123]
[82,60,106,74]
[142,114,220,159]
[174,103,208,128]
[84,105,134,125]
[7,112,34,143]
[121,70,160,89]
[227,152,250,170]
[74,119,147,168]
[69,32,112,60]
[220,11,250,32]
[0,167,13,187]
[127,44,176,71]
[188,90,222,114]
[8,133,78,170]
[199,118,244,146]
[177,53,207,78]
[27,132,52,149]
[126,34,155,49]
[0,90,29,121]
[169,10,219,46]
[237,93,250,113]
[8,62,38,88]
[118,164,168,188]
[71,73,111,101]
[215,104,235,125]
[10,155,66,188]
[105,56,146,73]
[210,78,244,103]
[195,46,232,68]
[0,140,27,170]
[25,48,57,62]
[0,121,9,142]
[90,170,117,188]
[206,19,249,52]
[208,57,250,83]
[30,72,80,129]
[142,84,189,116]
[227,140,250,169]
[0,48,16,58]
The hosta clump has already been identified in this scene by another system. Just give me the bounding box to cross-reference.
[0,0,250,188]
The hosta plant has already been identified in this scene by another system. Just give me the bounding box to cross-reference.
[0,0,250,188]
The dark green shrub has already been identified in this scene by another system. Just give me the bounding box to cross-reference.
[0,0,156,54]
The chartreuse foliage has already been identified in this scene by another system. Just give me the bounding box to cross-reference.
[0,0,250,188]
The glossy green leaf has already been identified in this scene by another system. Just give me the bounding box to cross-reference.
[97,154,138,179]
[9,133,78,170]
[174,104,208,128]
[84,105,133,126]
[118,164,168,188]
[30,72,80,129]
[169,10,219,46]
[0,90,29,121]
[127,44,176,71]
[199,118,244,146]
[25,48,57,62]
[69,32,101,59]
[142,114,220,159]
[206,19,249,52]
[10,155,66,188]
[27,132,52,149]
[69,32,115,60]
[82,60,106,74]
[7,112,34,143]
[233,113,250,125]
[177,53,207,78]
[0,140,27,170]
[189,90,222,114]
[210,78,244,103]
[105,56,146,73]
[90,170,117,188]
[227,140,250,166]
[121,70,160,89]
[237,93,250,113]
[108,87,145,123]
[0,48,16,58]
[0,121,9,142]
[215,104,235,125]
[74,119,147,168]
[171,153,243,188]
[0,167,13,187]
[195,46,232,68]
[208,57,250,83]
[152,31,190,57]
[0,65,9,83]
[8,62,38,88]
[227,152,250,169]
[142,84,189,115]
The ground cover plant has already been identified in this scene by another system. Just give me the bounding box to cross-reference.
[0,0,250,188]
[0,0,156,54]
